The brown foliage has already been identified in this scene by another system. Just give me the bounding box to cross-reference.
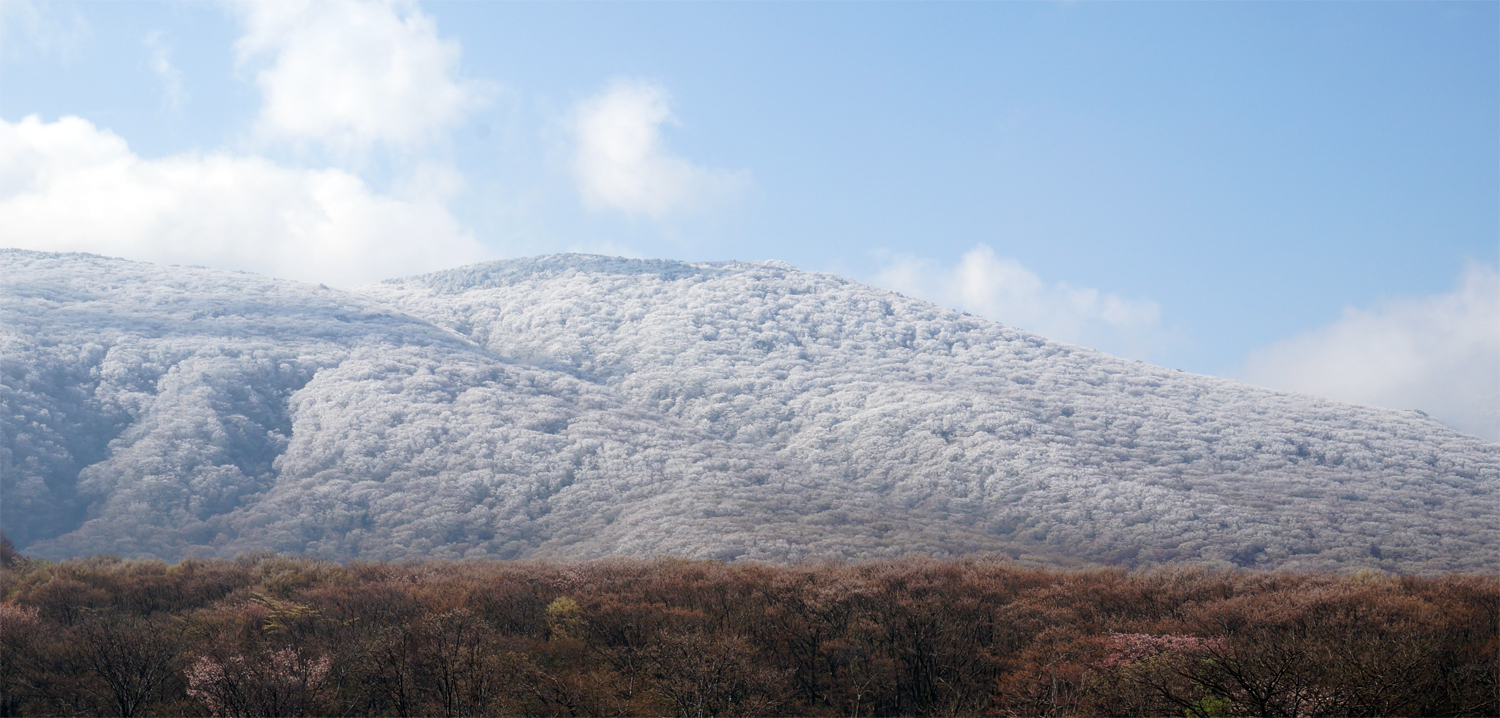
[0,554,1494,717]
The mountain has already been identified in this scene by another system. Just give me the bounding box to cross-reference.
[4,250,1496,572]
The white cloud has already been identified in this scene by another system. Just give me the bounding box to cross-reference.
[0,115,487,286]
[571,78,749,218]
[1240,263,1499,442]
[231,0,487,152]
[143,31,186,113]
[872,244,1164,359]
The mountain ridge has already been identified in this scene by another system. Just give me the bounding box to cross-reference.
[4,249,1496,571]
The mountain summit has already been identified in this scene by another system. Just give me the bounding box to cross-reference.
[5,250,1496,571]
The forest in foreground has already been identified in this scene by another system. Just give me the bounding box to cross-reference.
[0,543,1496,717]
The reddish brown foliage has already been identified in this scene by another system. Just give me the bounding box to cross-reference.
[1,554,1494,716]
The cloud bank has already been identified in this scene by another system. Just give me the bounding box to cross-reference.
[571,79,749,218]
[0,0,499,286]
[873,244,1164,360]
[1240,263,1499,442]
[232,0,487,152]
[0,115,485,286]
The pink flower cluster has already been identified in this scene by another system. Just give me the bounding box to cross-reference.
[184,648,331,718]
[1100,632,1229,669]
[0,602,42,627]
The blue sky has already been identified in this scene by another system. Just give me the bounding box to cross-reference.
[2,1,1496,440]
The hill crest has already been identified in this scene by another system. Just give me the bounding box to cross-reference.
[4,250,1496,571]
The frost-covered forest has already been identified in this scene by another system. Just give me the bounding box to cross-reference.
[3,250,1497,571]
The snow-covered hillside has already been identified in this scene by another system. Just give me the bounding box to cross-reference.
[372,255,1500,572]
[4,250,1496,571]
[4,250,1002,563]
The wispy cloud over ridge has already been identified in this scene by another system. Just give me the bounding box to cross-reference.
[1240,263,1499,442]
[143,31,186,113]
[232,0,489,153]
[0,115,485,286]
[571,78,750,219]
[872,244,1165,360]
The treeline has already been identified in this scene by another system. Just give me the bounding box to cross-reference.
[1,546,1495,717]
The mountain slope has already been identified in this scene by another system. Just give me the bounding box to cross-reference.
[371,255,1500,572]
[4,250,1496,571]
[3,250,1003,563]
